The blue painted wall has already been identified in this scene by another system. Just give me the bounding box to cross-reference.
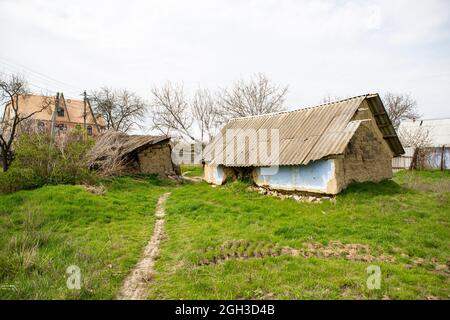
[254,160,334,193]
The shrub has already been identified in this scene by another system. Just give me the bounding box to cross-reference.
[0,167,40,194]
[0,128,96,194]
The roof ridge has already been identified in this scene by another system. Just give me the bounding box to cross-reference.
[229,93,376,121]
[19,93,84,103]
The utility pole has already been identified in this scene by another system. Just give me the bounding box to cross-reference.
[86,96,101,134]
[83,91,87,131]
[51,92,59,137]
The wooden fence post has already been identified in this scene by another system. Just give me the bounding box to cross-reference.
[409,147,418,171]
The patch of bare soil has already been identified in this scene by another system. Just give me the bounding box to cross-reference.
[196,240,395,266]
[282,240,395,263]
[82,184,106,195]
[116,192,171,300]
[403,254,450,276]
[182,176,203,183]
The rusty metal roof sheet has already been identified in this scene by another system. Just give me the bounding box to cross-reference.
[205,94,404,167]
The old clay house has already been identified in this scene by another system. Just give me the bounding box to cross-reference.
[204,94,404,195]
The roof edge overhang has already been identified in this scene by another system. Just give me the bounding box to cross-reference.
[365,94,405,156]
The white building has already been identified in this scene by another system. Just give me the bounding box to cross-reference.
[393,118,450,170]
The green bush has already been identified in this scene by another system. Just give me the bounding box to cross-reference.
[0,128,96,194]
[0,167,40,194]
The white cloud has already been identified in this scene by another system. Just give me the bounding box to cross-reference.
[0,0,449,125]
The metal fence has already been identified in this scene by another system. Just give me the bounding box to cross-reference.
[393,146,449,170]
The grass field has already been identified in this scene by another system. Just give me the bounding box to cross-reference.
[149,171,449,299]
[0,170,448,299]
[0,176,173,299]
[180,165,204,177]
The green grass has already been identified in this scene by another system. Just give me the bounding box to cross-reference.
[180,165,204,177]
[1,170,448,300]
[149,171,450,300]
[0,176,174,299]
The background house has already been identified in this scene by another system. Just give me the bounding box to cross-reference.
[204,94,404,195]
[2,93,106,138]
[393,118,450,170]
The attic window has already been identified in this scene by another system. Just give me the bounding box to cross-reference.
[57,107,65,117]
[87,126,93,136]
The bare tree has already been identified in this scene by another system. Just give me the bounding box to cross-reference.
[150,82,195,141]
[383,93,420,129]
[90,88,147,133]
[320,94,342,104]
[398,124,432,170]
[192,88,220,142]
[217,73,288,120]
[150,75,287,143]
[0,74,50,171]
[150,83,222,143]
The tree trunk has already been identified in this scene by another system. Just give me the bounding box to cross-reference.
[409,148,418,171]
[1,149,9,172]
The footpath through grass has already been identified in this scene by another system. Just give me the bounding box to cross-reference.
[0,176,174,299]
[149,171,450,299]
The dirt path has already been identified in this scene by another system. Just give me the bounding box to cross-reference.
[117,192,171,300]
[181,176,203,183]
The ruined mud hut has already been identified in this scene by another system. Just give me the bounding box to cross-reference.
[89,131,179,176]
[203,94,404,195]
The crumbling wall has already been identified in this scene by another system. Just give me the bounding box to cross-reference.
[204,164,225,185]
[336,120,393,187]
[204,164,240,185]
[253,161,336,194]
[137,141,176,176]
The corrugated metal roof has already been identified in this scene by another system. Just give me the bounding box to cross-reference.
[93,131,170,159]
[205,94,404,167]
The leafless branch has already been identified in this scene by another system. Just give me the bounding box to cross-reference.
[0,74,51,171]
[383,92,420,130]
[150,82,195,141]
[216,73,288,121]
[192,88,220,142]
[89,88,147,133]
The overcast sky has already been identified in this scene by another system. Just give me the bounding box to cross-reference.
[1,0,449,128]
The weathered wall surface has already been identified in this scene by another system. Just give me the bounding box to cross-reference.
[253,161,336,194]
[204,164,227,185]
[203,116,394,194]
[137,142,175,176]
[336,120,393,187]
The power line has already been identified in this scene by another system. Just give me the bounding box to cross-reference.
[0,66,82,98]
[0,69,82,98]
[0,63,82,97]
[0,55,84,93]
